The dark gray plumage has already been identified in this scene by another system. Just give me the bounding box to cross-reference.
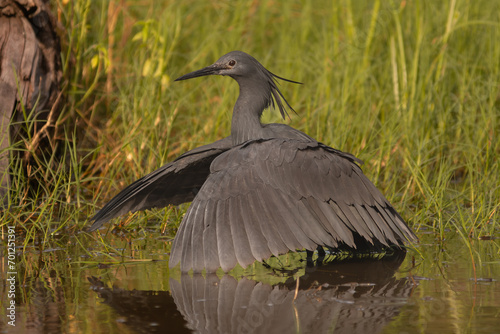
[89,51,418,272]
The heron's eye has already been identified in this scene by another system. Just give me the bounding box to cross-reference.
[228,60,236,66]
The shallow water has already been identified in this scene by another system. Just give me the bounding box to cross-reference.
[1,228,499,333]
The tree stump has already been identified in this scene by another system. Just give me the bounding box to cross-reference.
[0,0,62,203]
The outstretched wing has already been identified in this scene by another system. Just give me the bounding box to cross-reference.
[89,137,232,231]
[169,138,417,272]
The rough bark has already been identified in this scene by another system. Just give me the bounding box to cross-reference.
[0,0,62,202]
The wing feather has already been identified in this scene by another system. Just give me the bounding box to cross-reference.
[353,204,388,246]
[247,189,286,257]
[228,197,256,268]
[169,207,192,269]
[171,137,417,272]
[253,188,291,255]
[191,201,207,271]
[89,137,232,231]
[238,194,271,262]
[365,206,396,242]
[202,199,220,273]
[216,200,238,272]
[179,204,196,272]
[303,197,341,244]
[254,187,302,252]
[297,198,336,246]
[316,200,355,247]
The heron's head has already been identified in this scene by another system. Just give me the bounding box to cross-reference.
[175,51,262,80]
[175,51,301,119]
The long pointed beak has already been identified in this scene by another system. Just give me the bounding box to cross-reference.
[175,64,227,81]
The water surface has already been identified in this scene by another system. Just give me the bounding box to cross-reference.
[1,227,499,333]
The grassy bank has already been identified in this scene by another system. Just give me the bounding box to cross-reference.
[2,0,499,252]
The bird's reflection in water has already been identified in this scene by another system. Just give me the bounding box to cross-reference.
[89,251,415,334]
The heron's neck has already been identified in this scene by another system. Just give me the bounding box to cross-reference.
[231,81,269,145]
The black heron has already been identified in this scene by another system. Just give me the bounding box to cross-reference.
[89,51,418,273]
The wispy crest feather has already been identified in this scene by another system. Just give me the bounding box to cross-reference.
[267,70,302,120]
